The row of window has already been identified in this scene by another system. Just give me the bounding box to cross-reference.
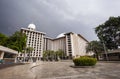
[19,53,41,56]
[24,30,43,35]
[28,37,42,40]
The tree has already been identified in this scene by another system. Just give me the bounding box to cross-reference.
[7,31,27,53]
[95,16,120,49]
[26,47,34,54]
[43,49,65,61]
[55,49,65,59]
[86,41,104,60]
[0,33,8,46]
[43,50,55,61]
[25,47,34,62]
[5,31,27,63]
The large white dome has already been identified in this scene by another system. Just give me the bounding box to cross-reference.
[28,23,36,30]
[56,33,65,38]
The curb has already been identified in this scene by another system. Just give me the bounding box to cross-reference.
[29,63,40,79]
[70,65,95,68]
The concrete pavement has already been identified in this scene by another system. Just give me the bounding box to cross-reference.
[33,61,120,79]
[0,63,37,79]
[0,61,120,79]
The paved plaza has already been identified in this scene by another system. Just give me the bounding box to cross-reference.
[0,61,120,79]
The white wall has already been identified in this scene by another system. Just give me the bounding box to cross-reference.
[71,33,88,57]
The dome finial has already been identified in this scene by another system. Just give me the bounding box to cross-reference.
[28,23,36,30]
[56,33,65,38]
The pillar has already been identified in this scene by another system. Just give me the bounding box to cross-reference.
[0,51,5,59]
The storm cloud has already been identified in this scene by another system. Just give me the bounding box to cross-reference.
[0,0,120,41]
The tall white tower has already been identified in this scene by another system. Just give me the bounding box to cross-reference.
[19,23,45,61]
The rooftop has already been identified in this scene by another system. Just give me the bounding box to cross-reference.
[0,45,18,54]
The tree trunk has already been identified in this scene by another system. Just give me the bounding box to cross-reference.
[96,54,99,60]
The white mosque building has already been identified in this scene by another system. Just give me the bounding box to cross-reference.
[17,24,90,61]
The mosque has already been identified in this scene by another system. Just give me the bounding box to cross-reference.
[17,24,91,61]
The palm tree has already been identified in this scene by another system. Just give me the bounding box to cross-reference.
[26,47,34,62]
[57,49,65,60]
[43,49,65,61]
[43,51,48,61]
[86,41,104,60]
[43,50,55,61]
[21,49,26,62]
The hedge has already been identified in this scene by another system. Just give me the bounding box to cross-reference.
[73,56,97,66]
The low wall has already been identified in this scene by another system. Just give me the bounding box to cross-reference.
[3,58,15,63]
[0,63,25,69]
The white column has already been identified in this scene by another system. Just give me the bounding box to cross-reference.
[0,51,4,59]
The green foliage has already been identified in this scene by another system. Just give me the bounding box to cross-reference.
[73,56,97,66]
[86,41,104,60]
[95,16,120,49]
[55,49,65,59]
[43,49,65,61]
[0,31,27,54]
[24,47,34,61]
[0,33,8,46]
[26,47,34,53]
[43,50,56,61]
[7,31,27,53]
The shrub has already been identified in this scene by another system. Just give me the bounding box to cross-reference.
[73,56,97,66]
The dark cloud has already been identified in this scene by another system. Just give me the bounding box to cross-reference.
[0,0,120,41]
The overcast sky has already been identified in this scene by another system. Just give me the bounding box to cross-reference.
[0,0,120,41]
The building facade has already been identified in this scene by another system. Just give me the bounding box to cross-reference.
[18,24,45,61]
[18,24,90,61]
[44,32,89,58]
